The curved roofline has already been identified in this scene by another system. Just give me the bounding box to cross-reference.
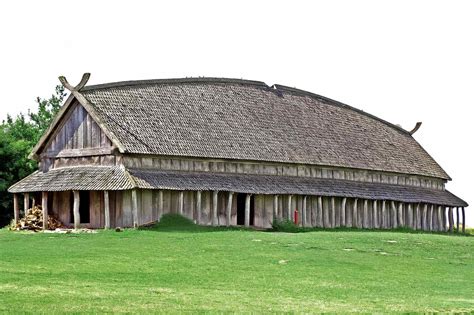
[81,77,268,92]
[82,76,412,136]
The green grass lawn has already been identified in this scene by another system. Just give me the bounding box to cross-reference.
[1,215,473,313]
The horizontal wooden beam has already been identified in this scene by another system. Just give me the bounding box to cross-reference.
[41,147,115,159]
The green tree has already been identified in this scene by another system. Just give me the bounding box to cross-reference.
[0,86,66,227]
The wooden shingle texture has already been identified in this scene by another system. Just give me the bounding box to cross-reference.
[81,78,449,180]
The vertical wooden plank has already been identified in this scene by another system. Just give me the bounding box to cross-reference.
[13,194,19,224]
[302,196,307,227]
[341,197,347,227]
[104,191,110,229]
[196,191,202,224]
[73,190,80,229]
[428,204,433,231]
[42,192,48,230]
[448,207,454,233]
[287,195,293,221]
[352,198,358,228]
[245,194,251,227]
[391,201,398,229]
[363,199,369,228]
[264,195,273,228]
[226,192,233,226]
[158,190,163,221]
[254,195,264,227]
[212,191,218,226]
[381,200,387,229]
[397,202,404,227]
[461,207,465,234]
[436,205,442,232]
[178,191,184,215]
[331,197,337,228]
[273,195,279,220]
[456,207,460,233]
[132,189,138,228]
[407,204,413,229]
[141,190,153,224]
[322,197,330,228]
[316,196,323,228]
[373,200,378,229]
[23,193,29,215]
[421,203,427,231]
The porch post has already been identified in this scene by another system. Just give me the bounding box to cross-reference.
[363,199,369,228]
[73,190,80,229]
[104,191,110,229]
[178,191,184,215]
[158,190,163,221]
[195,191,202,224]
[373,200,378,228]
[462,207,465,234]
[302,196,307,227]
[422,203,428,231]
[226,192,233,226]
[13,194,19,224]
[381,200,387,229]
[352,198,358,228]
[397,202,404,227]
[456,207,460,233]
[331,197,337,228]
[448,207,454,233]
[42,192,48,230]
[273,195,279,220]
[212,190,218,226]
[245,194,251,227]
[391,201,398,229]
[341,197,347,227]
[287,195,293,221]
[23,192,29,215]
[132,189,138,228]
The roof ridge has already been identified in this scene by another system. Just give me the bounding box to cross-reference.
[81,77,268,92]
[272,84,411,135]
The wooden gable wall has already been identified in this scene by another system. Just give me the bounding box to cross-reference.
[39,101,116,171]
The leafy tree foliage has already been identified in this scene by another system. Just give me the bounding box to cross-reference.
[0,86,66,227]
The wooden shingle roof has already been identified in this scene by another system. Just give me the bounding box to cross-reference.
[76,78,449,180]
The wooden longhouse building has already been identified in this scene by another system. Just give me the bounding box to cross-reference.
[8,74,468,232]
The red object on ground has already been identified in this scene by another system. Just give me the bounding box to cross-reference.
[294,209,298,225]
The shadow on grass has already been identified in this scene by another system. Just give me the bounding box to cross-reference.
[141,214,473,237]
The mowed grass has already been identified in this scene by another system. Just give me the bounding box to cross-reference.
[0,215,473,313]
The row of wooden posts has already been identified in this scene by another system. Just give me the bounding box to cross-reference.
[13,190,466,233]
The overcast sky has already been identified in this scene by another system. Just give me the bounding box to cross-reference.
[1,0,472,225]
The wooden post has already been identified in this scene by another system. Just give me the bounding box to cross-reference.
[381,200,387,229]
[437,205,443,232]
[407,203,413,229]
[226,192,233,226]
[13,194,19,224]
[322,196,329,228]
[178,191,184,215]
[212,190,218,226]
[302,196,307,227]
[456,207,460,233]
[363,199,369,228]
[353,198,359,228]
[42,192,48,230]
[158,190,164,221]
[422,203,428,231]
[448,207,454,233]
[442,206,448,232]
[416,203,422,230]
[195,191,202,224]
[132,189,138,228]
[273,195,279,220]
[461,207,465,234]
[317,196,323,228]
[104,191,110,229]
[341,197,347,227]
[245,194,251,227]
[331,197,337,228]
[391,201,397,228]
[287,195,293,221]
[23,192,29,215]
[397,202,404,227]
[428,204,434,231]
[373,200,378,228]
[73,190,80,229]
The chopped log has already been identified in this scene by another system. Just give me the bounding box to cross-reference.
[73,190,80,229]
[226,192,233,226]
[104,191,110,229]
[42,192,48,230]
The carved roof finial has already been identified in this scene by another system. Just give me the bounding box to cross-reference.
[58,73,91,92]
[409,122,422,135]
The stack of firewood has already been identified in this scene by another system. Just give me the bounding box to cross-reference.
[11,205,64,232]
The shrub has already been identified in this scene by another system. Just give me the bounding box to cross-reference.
[271,218,303,233]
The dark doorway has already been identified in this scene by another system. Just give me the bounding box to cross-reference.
[236,194,254,226]
[70,191,90,224]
